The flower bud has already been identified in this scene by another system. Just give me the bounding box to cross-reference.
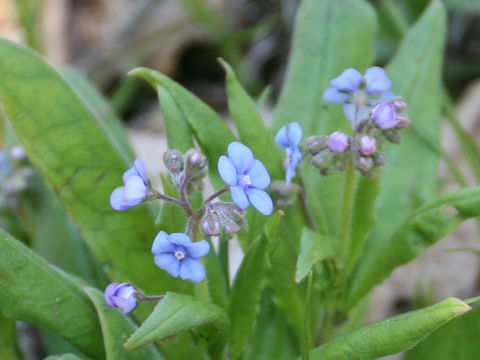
[10,145,27,161]
[372,152,387,167]
[328,131,349,153]
[372,102,397,129]
[383,129,402,144]
[202,202,247,236]
[306,135,328,154]
[185,149,207,172]
[271,180,299,207]
[202,218,221,237]
[358,136,377,156]
[163,149,184,174]
[104,282,137,314]
[354,155,373,172]
[310,151,332,170]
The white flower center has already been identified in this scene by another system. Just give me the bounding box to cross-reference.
[239,174,251,186]
[174,251,185,260]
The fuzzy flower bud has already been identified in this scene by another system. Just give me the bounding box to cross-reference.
[163,149,184,175]
[358,136,377,156]
[328,131,350,153]
[10,146,27,161]
[354,155,374,172]
[271,180,299,207]
[104,282,137,314]
[202,202,247,237]
[306,135,328,155]
[372,152,388,167]
[202,218,221,237]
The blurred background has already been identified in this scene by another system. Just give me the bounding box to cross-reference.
[1,0,480,359]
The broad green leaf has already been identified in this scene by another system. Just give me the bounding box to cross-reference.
[243,291,299,360]
[347,186,480,308]
[309,297,470,360]
[156,85,194,151]
[273,0,376,134]
[345,176,380,274]
[348,0,447,308]
[295,228,335,283]
[227,212,282,358]
[406,304,480,360]
[124,292,228,350]
[219,58,283,180]
[129,67,236,189]
[60,67,134,161]
[0,39,178,295]
[83,286,163,360]
[0,229,103,359]
[0,314,21,360]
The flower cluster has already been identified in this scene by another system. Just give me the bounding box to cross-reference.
[106,141,274,312]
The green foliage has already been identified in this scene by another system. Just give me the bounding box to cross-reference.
[309,297,470,360]
[406,304,480,360]
[0,228,104,358]
[124,292,227,350]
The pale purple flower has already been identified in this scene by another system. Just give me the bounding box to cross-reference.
[104,282,137,314]
[110,158,149,210]
[152,231,210,283]
[275,122,303,185]
[328,131,349,153]
[10,145,26,161]
[358,136,377,156]
[218,142,273,215]
[372,100,410,130]
[323,67,394,123]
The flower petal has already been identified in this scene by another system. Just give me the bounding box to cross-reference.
[110,187,130,210]
[322,87,350,104]
[154,253,180,277]
[218,156,238,185]
[168,233,193,247]
[124,176,148,202]
[286,122,302,147]
[228,142,254,174]
[152,231,175,254]
[275,125,289,149]
[230,186,249,209]
[187,240,210,258]
[104,282,120,306]
[330,68,363,91]
[247,160,270,189]
[179,257,206,282]
[364,66,391,93]
[133,158,147,183]
[246,188,273,215]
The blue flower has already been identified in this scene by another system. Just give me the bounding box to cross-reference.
[275,122,303,185]
[104,282,137,314]
[110,158,149,210]
[151,231,210,283]
[322,67,394,123]
[218,142,273,215]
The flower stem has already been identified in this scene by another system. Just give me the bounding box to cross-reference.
[204,185,230,204]
[154,192,184,207]
[337,155,356,262]
[297,173,321,232]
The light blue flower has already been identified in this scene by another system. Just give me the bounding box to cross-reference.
[275,122,303,185]
[110,158,149,210]
[323,67,394,123]
[151,231,210,283]
[218,142,273,215]
[104,282,137,314]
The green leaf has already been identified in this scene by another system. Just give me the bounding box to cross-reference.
[219,58,283,180]
[156,85,194,151]
[129,67,237,189]
[227,212,282,358]
[203,238,229,309]
[0,314,21,360]
[124,292,227,350]
[348,0,447,308]
[443,0,480,13]
[83,286,163,360]
[295,228,335,283]
[60,67,134,161]
[0,229,103,359]
[309,297,470,360]
[347,186,480,308]
[0,39,178,295]
[273,0,376,134]
[406,303,480,360]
